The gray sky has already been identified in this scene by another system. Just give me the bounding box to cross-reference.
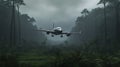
[20,0,100,41]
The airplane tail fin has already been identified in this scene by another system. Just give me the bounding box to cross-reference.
[53,23,55,29]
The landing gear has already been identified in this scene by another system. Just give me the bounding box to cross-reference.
[60,35,63,37]
[51,35,54,37]
[66,34,71,37]
[46,32,50,35]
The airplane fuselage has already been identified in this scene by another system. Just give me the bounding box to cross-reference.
[37,25,79,37]
[53,29,62,35]
[52,27,63,35]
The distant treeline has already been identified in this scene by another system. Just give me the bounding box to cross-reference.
[67,0,120,54]
[0,0,47,53]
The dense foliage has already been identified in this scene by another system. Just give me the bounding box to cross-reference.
[0,0,120,67]
[68,0,120,54]
[0,0,47,53]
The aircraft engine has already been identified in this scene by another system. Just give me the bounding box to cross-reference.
[60,35,63,37]
[66,33,71,37]
[51,35,54,37]
[46,32,50,35]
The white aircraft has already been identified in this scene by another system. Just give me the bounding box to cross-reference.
[36,24,81,37]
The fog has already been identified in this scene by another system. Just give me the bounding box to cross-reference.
[20,0,99,41]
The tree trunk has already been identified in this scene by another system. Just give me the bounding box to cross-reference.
[115,4,120,42]
[103,1,107,44]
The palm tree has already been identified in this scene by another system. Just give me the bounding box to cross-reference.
[98,0,107,44]
[100,0,120,41]
[81,8,89,17]
[9,0,25,53]
[108,0,120,41]
[16,0,25,45]
[115,1,120,42]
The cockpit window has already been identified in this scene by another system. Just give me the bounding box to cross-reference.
[54,27,62,31]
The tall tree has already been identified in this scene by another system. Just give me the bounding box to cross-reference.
[81,9,89,17]
[0,0,25,7]
[9,0,25,53]
[99,0,120,41]
[98,0,107,44]
[108,0,120,41]
[16,0,25,45]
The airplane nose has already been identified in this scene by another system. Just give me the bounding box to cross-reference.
[60,30,62,33]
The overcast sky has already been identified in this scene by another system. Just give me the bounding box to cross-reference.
[20,0,100,41]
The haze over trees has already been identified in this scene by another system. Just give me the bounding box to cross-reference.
[0,0,120,67]
[68,0,120,53]
[0,0,47,53]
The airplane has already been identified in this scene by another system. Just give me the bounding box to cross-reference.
[36,24,81,37]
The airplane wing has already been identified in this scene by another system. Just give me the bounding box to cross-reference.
[62,31,82,36]
[35,28,54,33]
[62,31,82,34]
